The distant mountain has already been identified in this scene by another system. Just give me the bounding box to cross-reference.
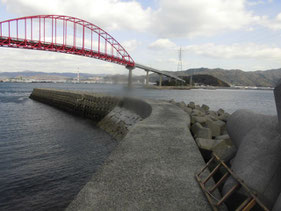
[181,75,230,87]
[150,68,281,87]
[1,68,281,87]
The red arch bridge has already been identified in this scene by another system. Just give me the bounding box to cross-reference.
[0,15,184,86]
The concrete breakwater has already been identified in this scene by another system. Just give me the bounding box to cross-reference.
[30,88,149,140]
[30,88,213,210]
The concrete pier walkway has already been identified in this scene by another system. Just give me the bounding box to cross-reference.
[66,100,211,210]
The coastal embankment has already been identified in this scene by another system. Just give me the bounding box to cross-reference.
[29,87,281,210]
[170,96,281,210]
[30,88,213,210]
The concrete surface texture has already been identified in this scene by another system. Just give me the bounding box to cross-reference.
[224,109,281,209]
[66,100,212,210]
[226,109,278,148]
[274,82,281,131]
[273,192,281,211]
[30,88,213,210]
[98,106,143,141]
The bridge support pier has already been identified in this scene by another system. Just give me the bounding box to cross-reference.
[159,74,162,87]
[126,66,134,88]
[146,71,149,87]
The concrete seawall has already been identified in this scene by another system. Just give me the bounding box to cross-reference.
[30,88,212,210]
[30,88,147,140]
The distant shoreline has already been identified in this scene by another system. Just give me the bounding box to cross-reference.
[146,85,274,91]
[0,81,274,91]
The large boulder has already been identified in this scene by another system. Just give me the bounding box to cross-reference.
[223,122,281,209]
[274,82,281,131]
[273,193,281,211]
[226,109,278,147]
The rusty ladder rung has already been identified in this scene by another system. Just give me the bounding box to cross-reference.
[196,154,270,211]
[197,156,215,177]
[209,172,229,193]
[216,183,240,206]
[242,198,256,211]
[235,197,253,211]
[203,163,221,185]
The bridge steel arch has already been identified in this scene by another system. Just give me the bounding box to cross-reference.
[0,15,134,67]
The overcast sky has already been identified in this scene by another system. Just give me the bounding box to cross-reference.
[1,0,281,75]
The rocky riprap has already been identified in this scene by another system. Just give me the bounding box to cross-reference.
[169,100,237,163]
[171,98,281,211]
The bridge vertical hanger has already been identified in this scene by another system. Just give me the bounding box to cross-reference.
[43,17,45,43]
[8,21,10,38]
[91,30,92,51]
[39,17,41,43]
[82,23,85,50]
[51,17,54,44]
[65,20,67,46]
[55,18,57,44]
[24,19,26,42]
[31,18,32,40]
[63,18,65,47]
[16,20,18,40]
[73,19,76,48]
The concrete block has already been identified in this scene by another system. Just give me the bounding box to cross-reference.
[217,108,224,116]
[183,107,192,114]
[208,110,218,118]
[191,109,205,117]
[188,101,195,109]
[196,138,222,151]
[168,99,176,104]
[215,134,231,144]
[212,141,236,162]
[201,104,209,112]
[223,128,281,209]
[206,119,225,137]
[195,105,204,112]
[273,193,281,211]
[176,101,186,110]
[218,112,230,122]
[206,114,218,121]
[191,116,207,124]
[227,109,278,148]
[191,122,212,139]
[274,82,281,131]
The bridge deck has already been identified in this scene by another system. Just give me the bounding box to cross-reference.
[135,63,185,82]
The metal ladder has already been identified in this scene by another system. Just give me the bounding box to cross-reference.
[196,153,269,211]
